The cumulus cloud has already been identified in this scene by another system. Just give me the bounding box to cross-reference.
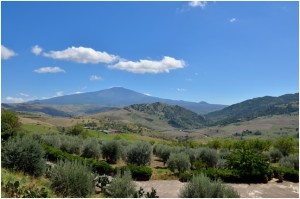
[1,45,17,60]
[6,96,25,103]
[32,45,43,55]
[177,88,187,92]
[109,56,185,74]
[90,75,103,81]
[188,1,207,8]
[34,67,65,73]
[43,46,118,64]
[229,18,237,23]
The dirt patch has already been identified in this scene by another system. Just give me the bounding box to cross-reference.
[135,179,299,198]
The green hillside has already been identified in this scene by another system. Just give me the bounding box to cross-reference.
[206,93,299,125]
[127,102,207,129]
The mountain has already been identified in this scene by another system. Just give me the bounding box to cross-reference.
[205,93,299,125]
[27,87,227,115]
[126,102,207,129]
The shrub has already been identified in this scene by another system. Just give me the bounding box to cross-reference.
[273,137,298,156]
[226,149,270,182]
[2,136,46,176]
[50,160,94,197]
[102,140,121,163]
[2,180,48,198]
[154,144,172,165]
[1,109,21,140]
[193,168,240,183]
[179,173,240,198]
[179,171,193,182]
[167,153,191,174]
[60,135,82,155]
[40,134,62,149]
[119,165,153,181]
[272,166,299,182]
[197,147,218,168]
[279,154,299,170]
[82,138,102,159]
[67,123,85,136]
[109,169,136,198]
[269,149,283,163]
[126,141,152,166]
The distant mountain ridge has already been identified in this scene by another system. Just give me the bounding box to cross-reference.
[126,102,207,129]
[205,93,299,125]
[27,87,227,115]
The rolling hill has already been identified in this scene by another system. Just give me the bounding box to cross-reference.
[205,93,299,125]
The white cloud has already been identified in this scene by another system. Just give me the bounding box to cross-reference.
[177,88,187,92]
[144,93,152,96]
[188,1,207,8]
[55,91,63,97]
[74,91,83,94]
[109,56,185,74]
[43,46,118,64]
[19,92,29,97]
[1,45,17,60]
[34,67,65,73]
[6,96,25,103]
[90,75,103,81]
[229,18,237,23]
[32,45,43,55]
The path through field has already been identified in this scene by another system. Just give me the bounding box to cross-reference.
[135,179,299,198]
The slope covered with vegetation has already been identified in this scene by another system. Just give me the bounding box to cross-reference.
[206,93,299,125]
[127,102,207,129]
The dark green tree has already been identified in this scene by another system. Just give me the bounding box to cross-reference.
[1,109,21,140]
[126,141,152,166]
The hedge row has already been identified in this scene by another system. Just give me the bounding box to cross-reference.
[116,165,153,181]
[42,144,113,175]
[271,167,299,182]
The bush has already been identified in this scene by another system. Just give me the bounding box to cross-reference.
[226,149,270,182]
[109,169,136,198]
[269,149,283,163]
[82,138,102,159]
[126,141,152,166]
[2,180,48,198]
[42,144,113,175]
[167,153,191,174]
[2,136,46,176]
[193,168,240,183]
[271,167,299,182]
[154,144,172,165]
[197,147,218,168]
[119,165,153,181]
[279,154,299,170]
[67,123,85,136]
[179,173,240,198]
[102,140,121,163]
[50,160,94,197]
[1,109,21,140]
[60,135,82,155]
[179,171,193,182]
[273,137,298,156]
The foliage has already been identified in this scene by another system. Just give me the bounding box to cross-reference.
[167,153,191,174]
[102,140,121,163]
[134,187,159,198]
[269,149,283,163]
[179,173,240,198]
[109,169,136,198]
[154,144,172,165]
[1,109,21,140]
[50,160,94,197]
[273,137,298,156]
[192,168,240,183]
[179,171,193,182]
[82,138,102,159]
[271,166,299,182]
[117,165,153,181]
[279,154,299,170]
[197,147,218,168]
[95,174,110,190]
[2,136,46,176]
[42,144,113,174]
[67,123,85,136]
[126,141,152,166]
[226,149,270,182]
[1,180,48,198]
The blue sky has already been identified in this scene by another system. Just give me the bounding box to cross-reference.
[1,1,299,105]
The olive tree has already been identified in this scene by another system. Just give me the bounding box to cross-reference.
[126,141,152,166]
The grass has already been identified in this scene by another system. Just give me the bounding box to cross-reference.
[21,123,59,134]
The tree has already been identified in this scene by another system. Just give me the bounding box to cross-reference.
[226,149,270,182]
[179,173,239,198]
[109,169,136,198]
[67,124,85,136]
[274,137,297,156]
[126,141,152,166]
[1,136,46,176]
[82,138,102,159]
[1,109,21,140]
[102,140,121,163]
[167,153,191,174]
[197,148,218,168]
